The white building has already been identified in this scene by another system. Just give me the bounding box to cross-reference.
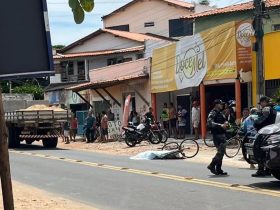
[103,0,212,38]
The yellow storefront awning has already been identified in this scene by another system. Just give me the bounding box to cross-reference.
[264,31,280,80]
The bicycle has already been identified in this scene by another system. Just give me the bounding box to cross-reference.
[162,139,199,158]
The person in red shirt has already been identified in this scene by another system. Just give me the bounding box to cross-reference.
[70,114,78,142]
[101,111,109,142]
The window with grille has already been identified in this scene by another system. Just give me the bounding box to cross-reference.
[169,18,193,37]
[67,61,74,75]
[77,61,86,81]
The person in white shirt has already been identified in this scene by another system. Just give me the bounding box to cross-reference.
[192,101,200,140]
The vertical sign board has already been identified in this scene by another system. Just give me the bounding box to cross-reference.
[0,0,54,79]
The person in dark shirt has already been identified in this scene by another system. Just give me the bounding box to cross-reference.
[207,99,229,175]
[85,111,96,143]
[145,107,155,125]
[252,96,277,177]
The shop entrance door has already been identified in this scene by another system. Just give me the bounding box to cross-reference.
[177,95,191,134]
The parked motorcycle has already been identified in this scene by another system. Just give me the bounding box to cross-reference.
[122,120,162,147]
[152,122,168,143]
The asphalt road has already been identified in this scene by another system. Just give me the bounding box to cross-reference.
[9,145,280,210]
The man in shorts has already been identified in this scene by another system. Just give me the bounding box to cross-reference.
[192,101,200,140]
[169,102,177,139]
[70,114,78,142]
[101,111,109,142]
[63,121,70,144]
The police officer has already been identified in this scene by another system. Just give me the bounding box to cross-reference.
[252,96,277,177]
[207,99,228,175]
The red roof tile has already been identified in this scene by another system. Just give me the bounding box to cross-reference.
[54,46,144,59]
[183,0,280,19]
[103,29,161,42]
[102,0,194,19]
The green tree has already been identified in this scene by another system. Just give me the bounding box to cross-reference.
[0,81,9,93]
[69,0,95,24]
[12,83,44,100]
[199,0,210,5]
[53,45,66,50]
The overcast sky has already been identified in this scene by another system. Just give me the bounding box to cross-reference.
[47,0,251,45]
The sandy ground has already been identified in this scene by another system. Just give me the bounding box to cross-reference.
[0,181,96,210]
[58,138,253,169]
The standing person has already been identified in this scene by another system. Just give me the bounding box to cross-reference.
[240,107,258,170]
[101,111,109,142]
[241,108,250,123]
[70,114,78,142]
[145,107,155,124]
[207,99,229,175]
[192,101,200,140]
[169,102,177,139]
[177,105,187,139]
[252,96,277,177]
[63,121,70,144]
[131,111,140,126]
[85,111,96,143]
[107,108,115,121]
[161,103,170,136]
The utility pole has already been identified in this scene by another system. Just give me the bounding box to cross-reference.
[254,0,265,101]
[0,88,14,210]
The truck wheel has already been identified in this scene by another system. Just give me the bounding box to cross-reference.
[8,127,20,148]
[42,138,58,148]
[271,169,280,180]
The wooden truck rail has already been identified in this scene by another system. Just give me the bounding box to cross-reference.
[5,110,70,124]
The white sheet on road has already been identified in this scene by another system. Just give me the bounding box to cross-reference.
[130,150,183,160]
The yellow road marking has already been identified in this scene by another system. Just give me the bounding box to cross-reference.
[10,150,280,198]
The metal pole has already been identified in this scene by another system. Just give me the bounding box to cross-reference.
[254,0,265,100]
[0,88,14,210]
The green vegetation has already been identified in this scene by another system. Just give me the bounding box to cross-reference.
[199,0,210,6]
[69,0,95,24]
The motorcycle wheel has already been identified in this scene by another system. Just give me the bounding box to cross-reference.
[124,134,137,147]
[149,132,162,144]
[271,169,280,180]
[160,130,168,143]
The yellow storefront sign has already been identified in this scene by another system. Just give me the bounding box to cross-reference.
[151,21,253,93]
[203,22,237,81]
[151,43,177,93]
[264,31,280,80]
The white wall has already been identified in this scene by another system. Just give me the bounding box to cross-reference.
[88,52,139,70]
[89,79,151,120]
[65,33,141,54]
[103,0,193,37]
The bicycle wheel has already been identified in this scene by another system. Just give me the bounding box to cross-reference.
[160,130,168,143]
[162,142,179,151]
[204,138,215,147]
[225,136,241,158]
[179,139,199,158]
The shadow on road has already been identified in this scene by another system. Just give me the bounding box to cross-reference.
[9,143,68,151]
[247,181,280,190]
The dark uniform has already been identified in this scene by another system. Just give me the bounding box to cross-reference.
[207,104,228,175]
[252,101,277,177]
